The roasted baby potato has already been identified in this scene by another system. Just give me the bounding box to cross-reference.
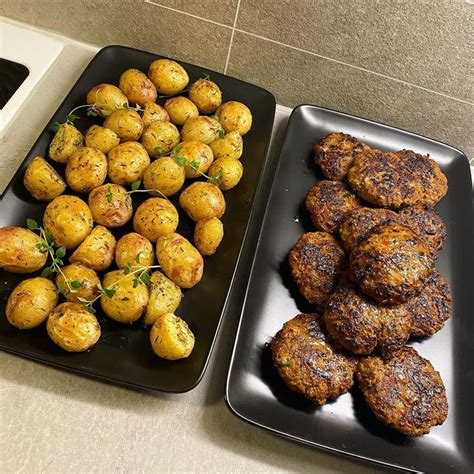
[172,141,214,179]
[48,123,83,164]
[194,217,224,256]
[43,195,93,249]
[115,232,155,269]
[209,131,243,160]
[88,183,133,228]
[216,101,252,135]
[6,277,58,329]
[143,156,185,196]
[119,68,157,107]
[150,312,195,359]
[86,83,128,117]
[156,233,204,288]
[65,147,107,193]
[142,102,170,127]
[23,156,66,201]
[107,141,150,186]
[208,157,243,191]
[56,263,100,303]
[189,79,222,114]
[180,116,224,144]
[140,121,180,158]
[103,108,143,142]
[133,198,179,242]
[0,226,48,273]
[144,271,182,326]
[85,125,120,154]
[69,225,116,271]
[47,302,101,352]
[164,96,199,126]
[179,182,226,221]
[148,59,189,95]
[100,270,149,323]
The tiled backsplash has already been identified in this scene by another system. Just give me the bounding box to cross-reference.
[1,0,472,161]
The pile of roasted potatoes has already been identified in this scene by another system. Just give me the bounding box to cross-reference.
[0,58,253,360]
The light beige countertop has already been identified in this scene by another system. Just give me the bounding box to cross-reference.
[0,20,384,474]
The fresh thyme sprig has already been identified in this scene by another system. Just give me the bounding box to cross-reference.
[128,180,170,201]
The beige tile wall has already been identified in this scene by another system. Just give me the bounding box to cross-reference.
[1,0,473,161]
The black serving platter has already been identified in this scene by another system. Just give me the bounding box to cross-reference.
[226,105,474,472]
[0,45,276,393]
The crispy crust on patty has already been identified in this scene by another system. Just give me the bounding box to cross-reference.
[357,347,448,436]
[305,180,361,234]
[349,224,434,304]
[289,232,346,305]
[271,313,358,405]
[347,149,448,209]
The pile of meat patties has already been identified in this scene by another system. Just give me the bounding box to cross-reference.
[271,132,451,437]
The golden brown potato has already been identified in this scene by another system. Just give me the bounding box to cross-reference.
[47,302,101,352]
[119,68,157,107]
[172,141,214,179]
[103,108,143,142]
[208,157,243,191]
[189,79,222,114]
[142,102,170,127]
[115,232,155,269]
[133,198,179,242]
[23,156,66,201]
[56,263,100,303]
[144,271,182,325]
[43,195,93,249]
[150,313,195,359]
[164,96,199,126]
[65,147,107,193]
[85,125,120,154]
[107,141,150,186]
[88,184,133,228]
[209,131,243,160]
[142,157,185,196]
[180,116,224,144]
[86,83,128,117]
[140,121,180,158]
[6,277,58,329]
[148,59,189,95]
[69,225,116,271]
[194,217,224,256]
[216,101,252,135]
[0,226,48,273]
[156,233,204,288]
[48,123,84,164]
[100,270,149,323]
[179,182,226,221]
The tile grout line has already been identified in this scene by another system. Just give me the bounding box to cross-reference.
[224,0,242,74]
[144,1,473,106]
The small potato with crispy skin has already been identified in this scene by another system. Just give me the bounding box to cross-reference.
[56,263,100,303]
[271,313,357,405]
[147,59,189,96]
[143,157,186,196]
[115,232,155,269]
[179,182,226,222]
[144,272,182,326]
[181,116,224,144]
[209,131,243,160]
[119,68,157,107]
[24,156,66,201]
[65,147,107,193]
[142,102,170,127]
[216,101,252,136]
[164,96,199,126]
[172,141,214,179]
[87,83,128,117]
[189,79,222,114]
[194,217,224,256]
[85,125,120,154]
[141,121,180,158]
[48,123,83,164]
[104,109,143,142]
[88,184,133,228]
[133,198,179,242]
[208,157,243,191]
[150,313,194,359]
[107,142,150,186]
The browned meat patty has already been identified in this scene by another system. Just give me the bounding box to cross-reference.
[406,270,452,337]
[399,205,447,258]
[347,149,448,209]
[357,347,448,436]
[324,282,411,355]
[289,232,346,305]
[305,180,361,234]
[349,224,434,304]
[271,313,358,405]
[339,207,399,252]
[313,132,372,181]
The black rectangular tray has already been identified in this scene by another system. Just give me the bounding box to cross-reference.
[0,45,276,393]
[226,105,474,472]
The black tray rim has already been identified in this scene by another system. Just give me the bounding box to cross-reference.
[225,103,472,471]
[0,44,277,394]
